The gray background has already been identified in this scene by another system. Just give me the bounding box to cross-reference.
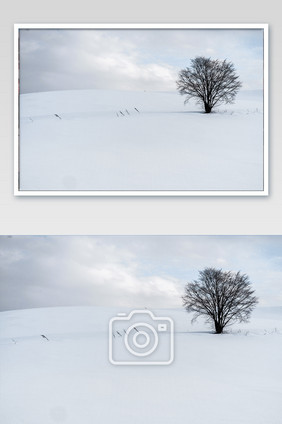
[0,1,281,235]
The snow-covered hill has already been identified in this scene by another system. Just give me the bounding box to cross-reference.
[19,89,264,191]
[0,306,281,423]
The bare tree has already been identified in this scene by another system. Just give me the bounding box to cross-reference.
[182,268,258,333]
[176,57,242,113]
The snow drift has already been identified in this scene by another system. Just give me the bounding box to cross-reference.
[19,89,264,191]
[0,306,281,423]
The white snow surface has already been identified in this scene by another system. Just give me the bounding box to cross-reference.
[19,89,264,191]
[0,306,281,423]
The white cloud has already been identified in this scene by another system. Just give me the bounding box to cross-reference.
[20,28,264,93]
[0,236,282,312]
[0,236,184,311]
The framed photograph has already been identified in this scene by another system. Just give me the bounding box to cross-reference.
[14,24,268,196]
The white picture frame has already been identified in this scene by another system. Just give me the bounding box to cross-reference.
[14,23,268,196]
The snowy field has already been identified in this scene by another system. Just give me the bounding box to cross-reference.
[0,306,281,423]
[19,89,264,191]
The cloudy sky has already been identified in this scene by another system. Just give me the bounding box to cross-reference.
[19,28,264,94]
[0,236,281,312]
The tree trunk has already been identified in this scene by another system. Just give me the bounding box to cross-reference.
[214,321,223,334]
[204,103,212,113]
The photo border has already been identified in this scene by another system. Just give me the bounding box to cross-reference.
[14,23,269,197]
